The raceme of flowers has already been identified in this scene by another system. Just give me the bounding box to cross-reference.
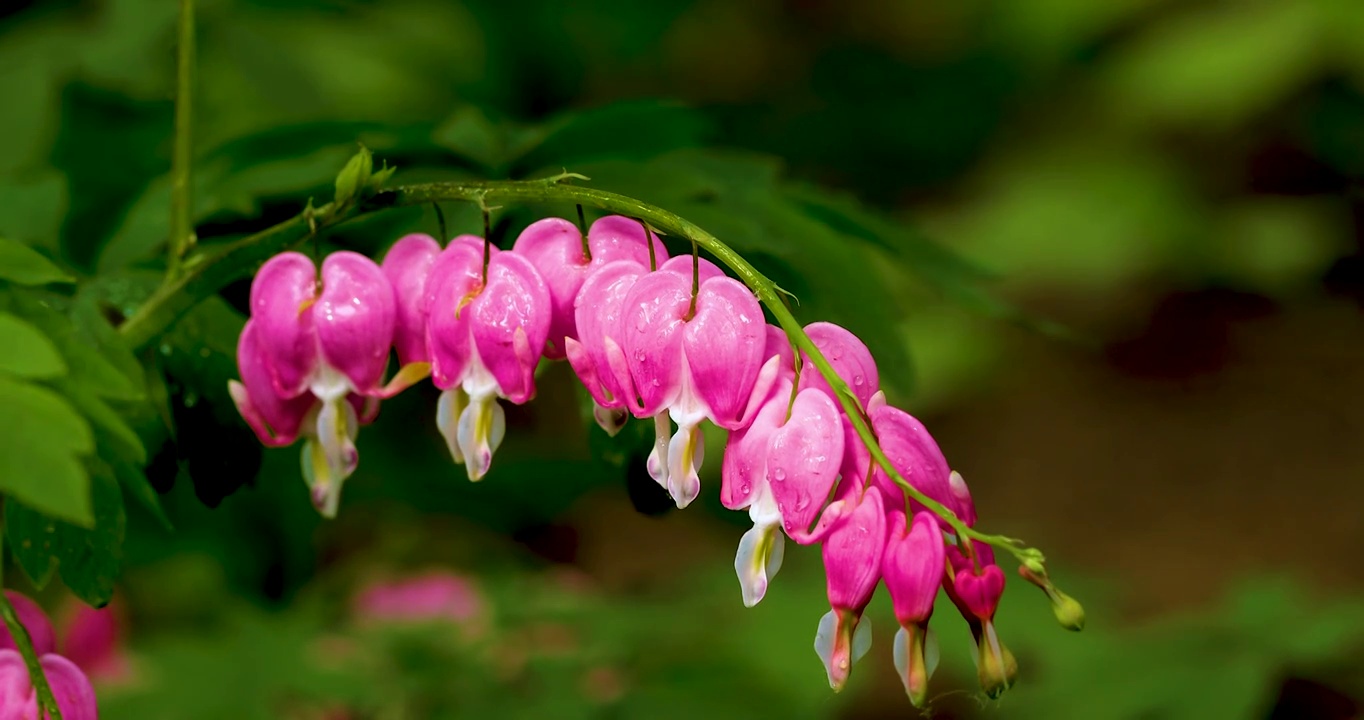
[229,214,1017,705]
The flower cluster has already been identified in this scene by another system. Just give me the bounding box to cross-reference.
[230,214,1017,704]
[719,321,1016,703]
[0,591,102,719]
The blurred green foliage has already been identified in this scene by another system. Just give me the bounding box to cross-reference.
[0,0,1362,717]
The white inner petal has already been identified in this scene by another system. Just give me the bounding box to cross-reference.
[813,609,838,688]
[436,388,469,464]
[851,616,872,664]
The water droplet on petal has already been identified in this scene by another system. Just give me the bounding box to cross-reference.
[853,374,864,387]
[739,482,751,496]
[772,468,786,481]
[633,349,646,362]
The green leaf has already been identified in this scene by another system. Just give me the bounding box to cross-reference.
[6,463,125,606]
[0,312,66,379]
[114,461,172,532]
[0,237,74,285]
[334,145,374,206]
[59,382,147,465]
[0,289,140,401]
[0,375,94,526]
[433,106,509,170]
[514,100,711,174]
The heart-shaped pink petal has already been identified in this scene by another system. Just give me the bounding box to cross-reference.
[882,510,946,625]
[568,260,647,408]
[425,240,485,390]
[619,269,690,417]
[316,251,396,395]
[767,387,844,543]
[822,486,886,613]
[230,321,316,446]
[684,276,765,428]
[587,215,669,268]
[381,234,442,366]
[249,251,318,397]
[799,322,879,408]
[468,251,551,404]
[511,217,589,359]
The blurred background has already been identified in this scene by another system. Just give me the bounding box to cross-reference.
[3,0,1364,717]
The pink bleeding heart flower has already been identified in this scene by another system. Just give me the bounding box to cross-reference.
[0,591,56,657]
[0,650,98,720]
[797,322,881,494]
[944,542,1015,698]
[61,598,132,686]
[813,486,886,692]
[513,215,666,360]
[426,236,551,480]
[381,233,443,367]
[353,571,486,638]
[564,259,649,437]
[612,256,778,508]
[882,510,947,707]
[230,251,423,517]
[867,392,977,528]
[721,376,845,607]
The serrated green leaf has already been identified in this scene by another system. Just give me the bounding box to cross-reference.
[0,237,73,285]
[0,375,93,526]
[113,461,172,532]
[0,312,66,379]
[5,463,125,606]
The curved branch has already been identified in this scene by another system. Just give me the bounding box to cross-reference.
[116,174,1046,570]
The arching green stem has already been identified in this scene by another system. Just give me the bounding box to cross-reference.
[116,173,1047,571]
[0,503,63,719]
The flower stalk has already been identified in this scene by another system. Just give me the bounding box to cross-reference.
[167,0,196,278]
[116,172,1062,581]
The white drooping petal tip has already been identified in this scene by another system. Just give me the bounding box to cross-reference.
[456,394,506,482]
[666,423,704,508]
[734,524,785,608]
[437,388,469,465]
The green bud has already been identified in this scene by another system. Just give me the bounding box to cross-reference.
[367,161,396,193]
[1049,589,1086,632]
[975,622,1017,699]
[334,145,374,206]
